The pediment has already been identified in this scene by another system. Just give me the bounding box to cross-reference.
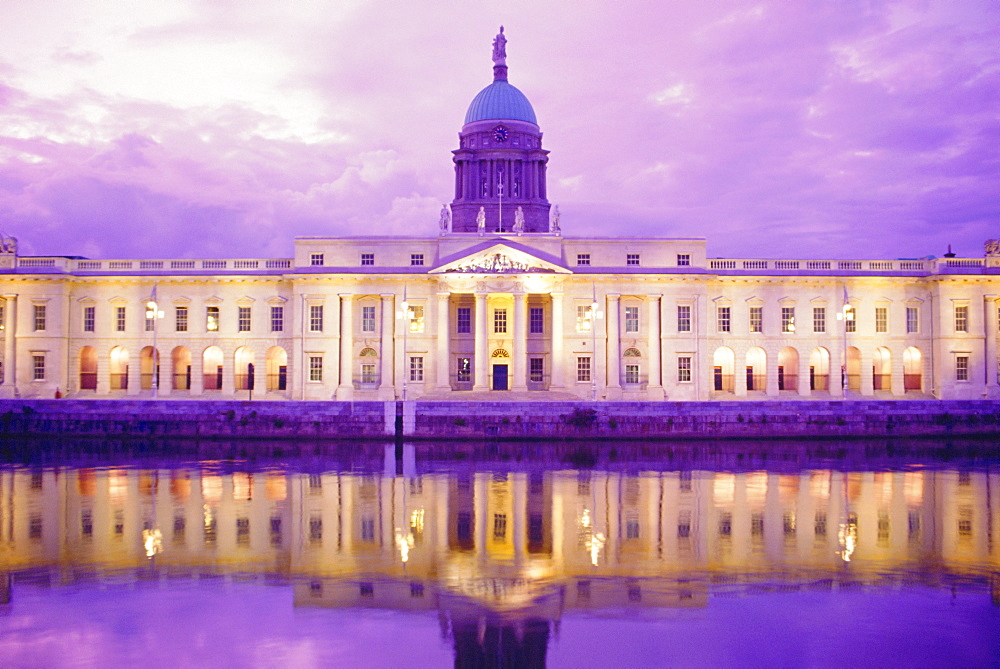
[431,242,570,275]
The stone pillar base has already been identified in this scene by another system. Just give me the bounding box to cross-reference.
[336,385,354,401]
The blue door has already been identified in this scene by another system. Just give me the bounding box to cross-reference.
[492,364,508,390]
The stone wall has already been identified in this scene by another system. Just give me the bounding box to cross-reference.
[1,399,998,441]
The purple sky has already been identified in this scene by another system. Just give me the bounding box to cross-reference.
[1,1,997,261]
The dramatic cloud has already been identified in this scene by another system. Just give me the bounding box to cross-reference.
[0,0,997,260]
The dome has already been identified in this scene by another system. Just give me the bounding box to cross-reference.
[464,80,537,125]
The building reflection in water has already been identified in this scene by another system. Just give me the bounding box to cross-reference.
[0,451,998,664]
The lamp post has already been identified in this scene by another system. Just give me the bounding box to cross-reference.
[590,285,604,401]
[836,301,854,398]
[397,292,411,401]
[145,297,164,398]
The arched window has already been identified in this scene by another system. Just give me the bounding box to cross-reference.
[491,348,510,358]
[623,348,641,358]
[359,347,378,357]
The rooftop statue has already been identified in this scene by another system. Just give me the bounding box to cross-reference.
[476,206,486,236]
[513,206,525,236]
[550,205,561,235]
[439,204,451,235]
[492,26,507,64]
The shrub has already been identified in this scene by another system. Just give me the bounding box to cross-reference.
[565,408,597,428]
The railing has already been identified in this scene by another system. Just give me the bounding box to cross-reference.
[203,374,223,391]
[64,257,294,272]
[745,374,766,391]
[79,372,97,390]
[110,373,128,390]
[777,374,798,391]
[713,374,734,392]
[709,258,936,272]
[173,373,191,391]
[266,373,288,391]
[847,374,860,391]
[810,374,829,391]
[140,372,160,390]
[904,374,922,391]
[353,374,381,390]
[873,374,891,391]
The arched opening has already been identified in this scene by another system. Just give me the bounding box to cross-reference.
[873,346,891,391]
[903,347,922,391]
[79,346,97,390]
[713,347,735,392]
[234,346,255,391]
[172,346,192,390]
[809,347,831,391]
[203,346,224,391]
[110,346,129,391]
[846,347,861,391]
[777,347,799,391]
[266,346,288,391]
[746,347,767,392]
[140,346,159,390]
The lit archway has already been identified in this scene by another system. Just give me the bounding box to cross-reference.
[778,347,799,392]
[266,346,288,391]
[203,346,224,391]
[235,346,255,391]
[846,347,861,391]
[79,346,97,391]
[110,346,129,391]
[903,347,922,391]
[809,347,831,392]
[873,346,891,391]
[140,346,159,390]
[746,347,767,392]
[713,347,735,392]
[172,347,191,390]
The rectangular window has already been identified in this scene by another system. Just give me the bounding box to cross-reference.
[906,306,918,333]
[33,305,46,331]
[493,308,507,334]
[576,305,592,332]
[576,253,590,266]
[310,253,324,266]
[624,306,639,333]
[529,357,544,383]
[677,356,692,383]
[176,306,188,332]
[361,363,377,384]
[145,313,155,332]
[955,305,968,333]
[956,355,969,381]
[529,307,544,334]
[309,305,324,332]
[116,306,126,332]
[781,307,795,333]
[270,305,283,332]
[409,356,424,382]
[456,357,471,383]
[626,253,640,266]
[360,253,374,266]
[362,305,376,332]
[408,305,424,333]
[624,364,640,384]
[577,356,591,382]
[83,306,95,332]
[845,307,856,333]
[677,254,690,267]
[309,356,323,382]
[717,306,731,333]
[32,354,45,381]
[749,306,762,333]
[677,305,691,333]
[410,253,424,266]
[875,306,888,333]
[456,307,471,334]
[813,307,826,333]
[238,306,251,332]
[206,306,220,332]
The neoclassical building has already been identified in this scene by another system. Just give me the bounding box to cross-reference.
[1,30,998,402]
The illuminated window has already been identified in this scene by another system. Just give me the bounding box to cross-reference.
[493,513,507,540]
[956,355,969,381]
[83,306,95,332]
[238,306,251,332]
[529,357,544,383]
[576,253,590,266]
[529,307,544,334]
[456,357,471,382]
[360,253,374,266]
[206,306,219,332]
[955,305,968,333]
[781,307,795,333]
[116,306,126,332]
[845,306,856,333]
[576,305,592,332]
[310,253,324,266]
[409,356,423,382]
[309,356,323,382]
[749,306,762,333]
[408,305,424,332]
[813,307,826,333]
[456,307,471,333]
[677,305,691,332]
[362,305,376,332]
[717,306,731,333]
[624,364,640,384]
[626,253,640,266]
[906,306,918,333]
[875,306,888,333]
[176,306,188,332]
[577,357,591,382]
[32,354,45,381]
[624,306,639,333]
[33,304,46,331]
[271,305,283,332]
[410,253,424,266]
[145,312,155,332]
[493,308,507,334]
[678,356,692,382]
[677,253,690,266]
[309,305,323,332]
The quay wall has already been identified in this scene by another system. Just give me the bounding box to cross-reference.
[1,399,999,441]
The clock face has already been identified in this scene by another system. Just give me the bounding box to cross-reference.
[492,126,509,142]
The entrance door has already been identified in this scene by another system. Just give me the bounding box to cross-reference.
[492,364,508,390]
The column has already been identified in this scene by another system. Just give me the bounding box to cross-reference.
[605,294,620,393]
[550,292,564,390]
[985,295,998,394]
[735,347,748,397]
[647,295,662,398]
[797,349,811,397]
[473,292,488,391]
[190,348,203,396]
[221,350,235,396]
[337,295,354,400]
[765,349,779,397]
[379,294,394,398]
[436,291,451,391]
[2,295,15,390]
[512,292,527,391]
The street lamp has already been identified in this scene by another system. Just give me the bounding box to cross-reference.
[590,291,604,401]
[397,296,412,401]
[836,303,854,398]
[145,298,164,398]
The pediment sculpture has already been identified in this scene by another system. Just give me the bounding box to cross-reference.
[445,252,554,274]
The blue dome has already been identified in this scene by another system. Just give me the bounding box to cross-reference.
[464,80,537,125]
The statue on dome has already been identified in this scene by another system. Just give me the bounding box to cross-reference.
[550,206,561,235]
[0,233,16,255]
[476,207,486,236]
[513,207,525,236]
[492,26,507,64]
[439,204,451,235]
[986,239,1000,257]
